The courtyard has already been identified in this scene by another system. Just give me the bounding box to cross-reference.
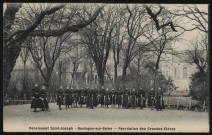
[3,103,209,133]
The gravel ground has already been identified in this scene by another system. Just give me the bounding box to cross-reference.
[3,103,209,133]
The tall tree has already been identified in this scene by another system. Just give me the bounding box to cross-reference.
[80,5,117,88]
[121,5,152,89]
[111,6,126,88]
[3,3,103,98]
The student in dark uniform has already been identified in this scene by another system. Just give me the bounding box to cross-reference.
[64,86,71,109]
[57,86,64,110]
[86,87,90,108]
[70,87,74,108]
[89,87,94,109]
[123,88,130,109]
[93,87,98,107]
[137,87,142,108]
[131,88,137,109]
[156,87,163,111]
[149,88,155,110]
[100,86,105,107]
[31,84,42,112]
[104,88,110,108]
[79,88,84,107]
[40,85,49,111]
[83,88,87,106]
[138,87,145,109]
[117,88,122,108]
[74,87,79,108]
[111,88,116,108]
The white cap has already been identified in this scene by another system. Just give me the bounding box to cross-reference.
[35,84,38,87]
[60,86,63,89]
[42,85,46,90]
[66,86,70,89]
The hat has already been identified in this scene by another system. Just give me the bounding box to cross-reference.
[112,88,114,91]
[35,83,39,87]
[140,87,142,89]
[151,88,154,90]
[158,87,161,90]
[101,86,104,89]
[60,86,63,89]
[125,88,128,90]
[66,86,70,89]
[106,88,109,91]
[42,85,46,90]
[133,88,135,92]
[70,87,73,90]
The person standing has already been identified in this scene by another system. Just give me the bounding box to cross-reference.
[31,83,42,112]
[86,87,90,108]
[111,88,116,108]
[100,86,105,107]
[57,86,64,110]
[93,87,98,107]
[65,86,71,109]
[138,87,145,109]
[104,88,110,108]
[74,87,79,108]
[131,88,137,109]
[123,88,130,109]
[79,88,84,107]
[89,87,94,109]
[149,88,155,110]
[156,87,164,111]
[40,85,49,111]
[117,88,122,108]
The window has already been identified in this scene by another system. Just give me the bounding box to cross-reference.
[183,67,187,78]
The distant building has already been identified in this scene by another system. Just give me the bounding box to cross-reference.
[159,47,198,91]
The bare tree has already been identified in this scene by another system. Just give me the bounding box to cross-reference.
[168,5,208,33]
[3,3,103,98]
[111,6,126,88]
[19,39,30,97]
[80,5,117,88]
[121,5,152,89]
[186,35,208,73]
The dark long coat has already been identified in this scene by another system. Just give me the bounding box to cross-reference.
[57,90,64,105]
[31,87,42,108]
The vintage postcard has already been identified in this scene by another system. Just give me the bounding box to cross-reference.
[3,3,209,133]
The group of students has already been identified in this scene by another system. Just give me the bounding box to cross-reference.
[30,84,49,112]
[30,84,164,112]
[56,85,164,110]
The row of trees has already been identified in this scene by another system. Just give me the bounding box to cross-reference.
[4,4,208,102]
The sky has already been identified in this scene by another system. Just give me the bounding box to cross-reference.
[3,3,208,51]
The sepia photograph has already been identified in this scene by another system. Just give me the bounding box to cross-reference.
[3,3,209,133]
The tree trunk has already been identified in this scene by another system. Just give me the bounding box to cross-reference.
[122,62,128,90]
[153,53,161,97]
[44,81,50,103]
[114,62,118,88]
[23,60,26,99]
[3,44,22,98]
[59,61,62,86]
[96,63,105,88]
